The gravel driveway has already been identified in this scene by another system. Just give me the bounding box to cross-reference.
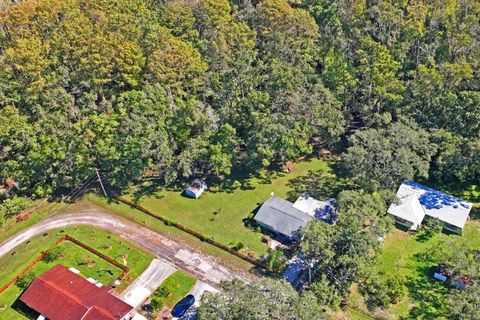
[0,205,251,288]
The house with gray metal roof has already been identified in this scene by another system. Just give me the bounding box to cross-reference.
[254,196,312,240]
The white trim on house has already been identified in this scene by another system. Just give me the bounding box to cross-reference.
[388,193,425,230]
[388,181,473,232]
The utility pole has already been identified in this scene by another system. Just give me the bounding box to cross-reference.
[95,168,108,197]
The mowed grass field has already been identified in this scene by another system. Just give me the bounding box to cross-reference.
[125,159,333,258]
[0,226,154,320]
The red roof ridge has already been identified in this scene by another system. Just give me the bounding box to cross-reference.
[36,277,90,310]
[20,265,133,320]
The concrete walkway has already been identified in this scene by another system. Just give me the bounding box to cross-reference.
[188,281,219,307]
[120,259,176,307]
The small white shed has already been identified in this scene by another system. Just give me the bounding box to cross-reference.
[185,179,207,199]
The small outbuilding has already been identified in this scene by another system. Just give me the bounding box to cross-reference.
[388,180,473,233]
[184,179,207,199]
[292,193,337,224]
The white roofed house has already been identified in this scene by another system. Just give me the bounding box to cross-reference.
[387,190,426,230]
[388,181,473,234]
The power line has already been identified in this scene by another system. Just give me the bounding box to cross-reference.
[68,175,96,201]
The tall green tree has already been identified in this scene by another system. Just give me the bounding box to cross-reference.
[197,279,326,320]
[341,120,434,191]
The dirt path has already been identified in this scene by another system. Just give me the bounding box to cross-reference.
[0,206,251,288]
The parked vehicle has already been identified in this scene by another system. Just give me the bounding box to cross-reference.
[171,294,195,318]
[434,263,471,289]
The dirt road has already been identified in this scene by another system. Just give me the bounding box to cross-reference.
[0,206,251,288]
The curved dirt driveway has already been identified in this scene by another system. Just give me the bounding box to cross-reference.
[0,206,251,288]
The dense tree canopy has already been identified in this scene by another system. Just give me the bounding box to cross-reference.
[1,0,478,195]
[341,120,434,191]
[0,0,347,195]
[1,0,479,317]
[300,190,393,309]
[197,279,326,320]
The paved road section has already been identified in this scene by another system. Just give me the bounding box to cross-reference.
[120,259,176,307]
[0,207,251,288]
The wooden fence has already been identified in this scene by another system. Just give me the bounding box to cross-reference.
[0,251,48,295]
[0,235,130,295]
[116,196,269,270]
[63,235,130,280]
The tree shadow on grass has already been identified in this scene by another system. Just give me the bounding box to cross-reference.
[402,253,449,320]
[470,206,480,220]
[286,170,353,202]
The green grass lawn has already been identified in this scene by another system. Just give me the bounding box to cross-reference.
[155,270,196,308]
[371,218,480,319]
[0,199,72,244]
[124,159,333,258]
[0,226,154,319]
[87,194,257,272]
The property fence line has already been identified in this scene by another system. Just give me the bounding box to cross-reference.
[115,196,269,270]
[0,234,130,295]
[63,235,130,280]
[0,247,53,295]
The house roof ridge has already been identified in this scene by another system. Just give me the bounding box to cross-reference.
[37,277,89,310]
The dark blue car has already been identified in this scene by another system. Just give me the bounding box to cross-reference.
[171,294,196,318]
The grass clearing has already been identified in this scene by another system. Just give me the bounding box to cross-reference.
[155,270,196,308]
[367,218,480,319]
[87,158,337,272]
[125,159,333,258]
[0,226,154,319]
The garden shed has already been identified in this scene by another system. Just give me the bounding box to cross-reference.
[184,179,207,199]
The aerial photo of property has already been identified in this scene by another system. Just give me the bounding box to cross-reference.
[0,0,478,319]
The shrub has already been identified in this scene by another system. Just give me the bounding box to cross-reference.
[231,180,241,190]
[43,246,63,263]
[232,242,244,251]
[0,196,33,219]
[360,274,406,311]
[155,287,170,298]
[417,217,443,241]
[16,272,36,289]
[267,249,287,273]
[164,220,177,227]
[150,297,163,312]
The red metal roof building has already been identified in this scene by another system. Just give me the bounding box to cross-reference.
[20,265,134,320]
